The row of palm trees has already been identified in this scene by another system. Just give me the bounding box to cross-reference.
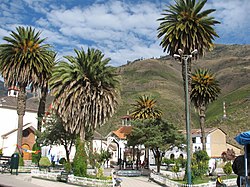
[0,27,119,153]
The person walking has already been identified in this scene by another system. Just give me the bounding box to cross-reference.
[232,144,250,187]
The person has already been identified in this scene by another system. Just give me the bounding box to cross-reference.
[216,175,227,187]
[232,144,250,187]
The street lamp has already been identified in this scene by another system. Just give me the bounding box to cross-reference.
[174,49,197,185]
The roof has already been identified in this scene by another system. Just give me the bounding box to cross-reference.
[112,126,132,140]
[181,127,227,137]
[0,94,54,113]
[121,115,132,119]
[1,123,36,138]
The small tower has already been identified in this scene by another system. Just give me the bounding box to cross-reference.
[7,87,19,97]
[222,101,227,119]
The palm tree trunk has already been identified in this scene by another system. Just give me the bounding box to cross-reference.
[199,105,206,151]
[80,129,85,142]
[37,83,48,132]
[16,85,26,153]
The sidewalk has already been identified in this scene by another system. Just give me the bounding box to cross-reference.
[0,170,161,187]
[0,173,76,187]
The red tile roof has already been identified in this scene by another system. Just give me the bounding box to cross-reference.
[112,126,132,139]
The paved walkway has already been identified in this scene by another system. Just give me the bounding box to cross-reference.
[0,173,161,187]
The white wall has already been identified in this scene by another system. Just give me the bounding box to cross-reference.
[0,107,38,156]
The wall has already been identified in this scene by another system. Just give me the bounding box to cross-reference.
[210,129,227,157]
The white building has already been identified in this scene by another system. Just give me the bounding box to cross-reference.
[0,88,111,164]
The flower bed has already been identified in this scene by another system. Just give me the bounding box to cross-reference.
[31,170,113,187]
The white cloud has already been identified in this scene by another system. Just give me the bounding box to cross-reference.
[0,0,249,66]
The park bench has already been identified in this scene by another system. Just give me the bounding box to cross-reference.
[0,156,11,173]
[56,171,68,182]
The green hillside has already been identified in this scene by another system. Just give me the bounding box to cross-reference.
[99,44,250,146]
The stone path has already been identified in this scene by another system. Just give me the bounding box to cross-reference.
[120,176,160,187]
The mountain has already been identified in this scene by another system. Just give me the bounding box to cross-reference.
[0,44,249,146]
[99,44,250,146]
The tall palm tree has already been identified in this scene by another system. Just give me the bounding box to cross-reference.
[49,48,119,142]
[191,68,221,150]
[37,52,56,132]
[157,0,220,159]
[0,26,53,152]
[130,95,162,120]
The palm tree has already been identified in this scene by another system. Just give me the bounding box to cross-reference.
[0,26,53,152]
[157,0,220,161]
[37,52,56,132]
[191,68,221,150]
[49,48,119,142]
[130,95,162,120]
[130,95,162,168]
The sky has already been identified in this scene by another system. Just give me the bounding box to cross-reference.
[0,0,249,67]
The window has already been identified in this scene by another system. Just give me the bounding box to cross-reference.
[192,137,196,143]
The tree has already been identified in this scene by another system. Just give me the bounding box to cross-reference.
[157,0,220,160]
[191,68,221,150]
[49,48,119,142]
[221,148,236,162]
[130,95,162,119]
[37,52,56,132]
[127,119,184,173]
[0,26,53,152]
[191,150,209,180]
[39,113,76,162]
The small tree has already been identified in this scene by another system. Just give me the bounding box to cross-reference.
[221,148,235,162]
[172,160,180,180]
[127,119,184,173]
[191,150,209,180]
[40,113,76,162]
[73,138,87,177]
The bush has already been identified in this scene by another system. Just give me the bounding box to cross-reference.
[64,162,72,173]
[59,158,66,165]
[73,138,87,177]
[0,148,3,155]
[223,162,232,176]
[191,150,209,180]
[39,156,51,167]
[19,154,24,166]
[32,142,41,166]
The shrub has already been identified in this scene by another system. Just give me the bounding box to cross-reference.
[19,154,24,166]
[73,138,87,177]
[0,148,3,155]
[59,157,66,165]
[223,162,232,176]
[32,142,41,166]
[39,156,51,167]
[64,162,72,173]
[191,150,209,180]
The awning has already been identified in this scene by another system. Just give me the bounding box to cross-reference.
[235,131,250,145]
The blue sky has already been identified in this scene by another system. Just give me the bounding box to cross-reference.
[0,0,249,66]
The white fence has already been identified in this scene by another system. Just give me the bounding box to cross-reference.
[150,172,237,187]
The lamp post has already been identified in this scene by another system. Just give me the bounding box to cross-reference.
[174,49,197,185]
